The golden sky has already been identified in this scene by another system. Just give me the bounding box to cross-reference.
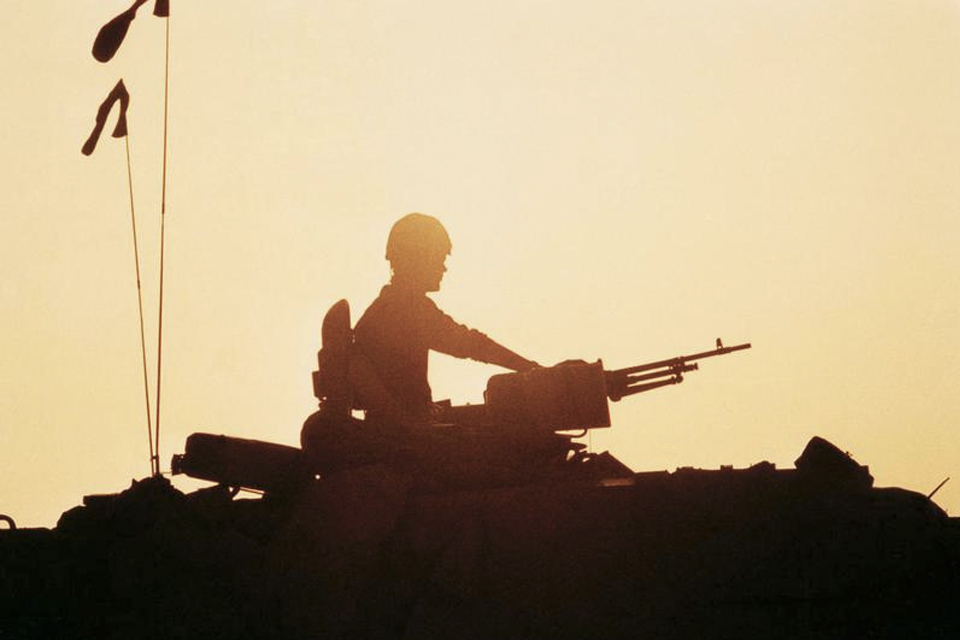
[2,0,959,527]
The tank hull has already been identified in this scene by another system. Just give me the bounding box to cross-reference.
[2,439,959,639]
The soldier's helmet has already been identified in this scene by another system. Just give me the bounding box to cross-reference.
[385,213,452,266]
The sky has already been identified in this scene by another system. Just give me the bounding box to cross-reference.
[2,0,959,527]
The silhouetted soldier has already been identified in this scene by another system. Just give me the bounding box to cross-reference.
[352,213,538,426]
[301,213,541,476]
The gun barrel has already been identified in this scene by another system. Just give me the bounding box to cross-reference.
[612,342,751,377]
[621,362,697,385]
[613,376,684,399]
[605,341,751,401]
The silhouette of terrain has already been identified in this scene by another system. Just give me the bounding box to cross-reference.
[2,436,958,639]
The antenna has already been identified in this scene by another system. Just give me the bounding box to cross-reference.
[928,477,950,500]
[153,6,171,477]
[86,0,172,478]
[125,135,157,476]
[81,80,155,476]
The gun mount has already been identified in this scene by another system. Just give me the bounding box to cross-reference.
[458,339,752,433]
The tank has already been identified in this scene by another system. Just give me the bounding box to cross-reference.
[3,345,958,639]
[2,428,959,639]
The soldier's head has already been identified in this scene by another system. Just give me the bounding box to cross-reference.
[385,213,452,292]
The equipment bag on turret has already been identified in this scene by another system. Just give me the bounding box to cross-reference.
[172,433,310,494]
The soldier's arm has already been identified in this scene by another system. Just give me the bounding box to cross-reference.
[428,305,538,371]
[467,332,539,371]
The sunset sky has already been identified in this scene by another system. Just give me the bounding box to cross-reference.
[2,0,959,527]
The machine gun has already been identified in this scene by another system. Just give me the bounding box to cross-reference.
[472,339,752,432]
[604,339,752,401]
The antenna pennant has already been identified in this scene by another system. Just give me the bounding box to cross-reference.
[154,0,170,18]
[92,0,149,63]
[82,80,131,156]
